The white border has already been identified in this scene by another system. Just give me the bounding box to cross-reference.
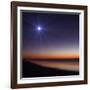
[17,6,84,84]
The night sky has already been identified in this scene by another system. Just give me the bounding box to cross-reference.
[22,11,79,59]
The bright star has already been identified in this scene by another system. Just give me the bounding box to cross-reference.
[37,26,42,31]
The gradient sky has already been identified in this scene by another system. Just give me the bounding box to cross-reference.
[22,11,79,58]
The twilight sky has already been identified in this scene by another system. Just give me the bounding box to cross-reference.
[22,11,79,59]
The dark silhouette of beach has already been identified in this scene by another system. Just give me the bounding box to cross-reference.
[22,59,79,78]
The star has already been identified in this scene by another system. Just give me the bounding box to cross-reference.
[37,26,42,31]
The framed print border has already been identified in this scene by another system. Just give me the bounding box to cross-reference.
[11,1,88,89]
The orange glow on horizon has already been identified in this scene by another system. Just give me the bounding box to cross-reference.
[23,52,79,59]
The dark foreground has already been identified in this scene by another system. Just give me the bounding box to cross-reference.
[22,59,79,78]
